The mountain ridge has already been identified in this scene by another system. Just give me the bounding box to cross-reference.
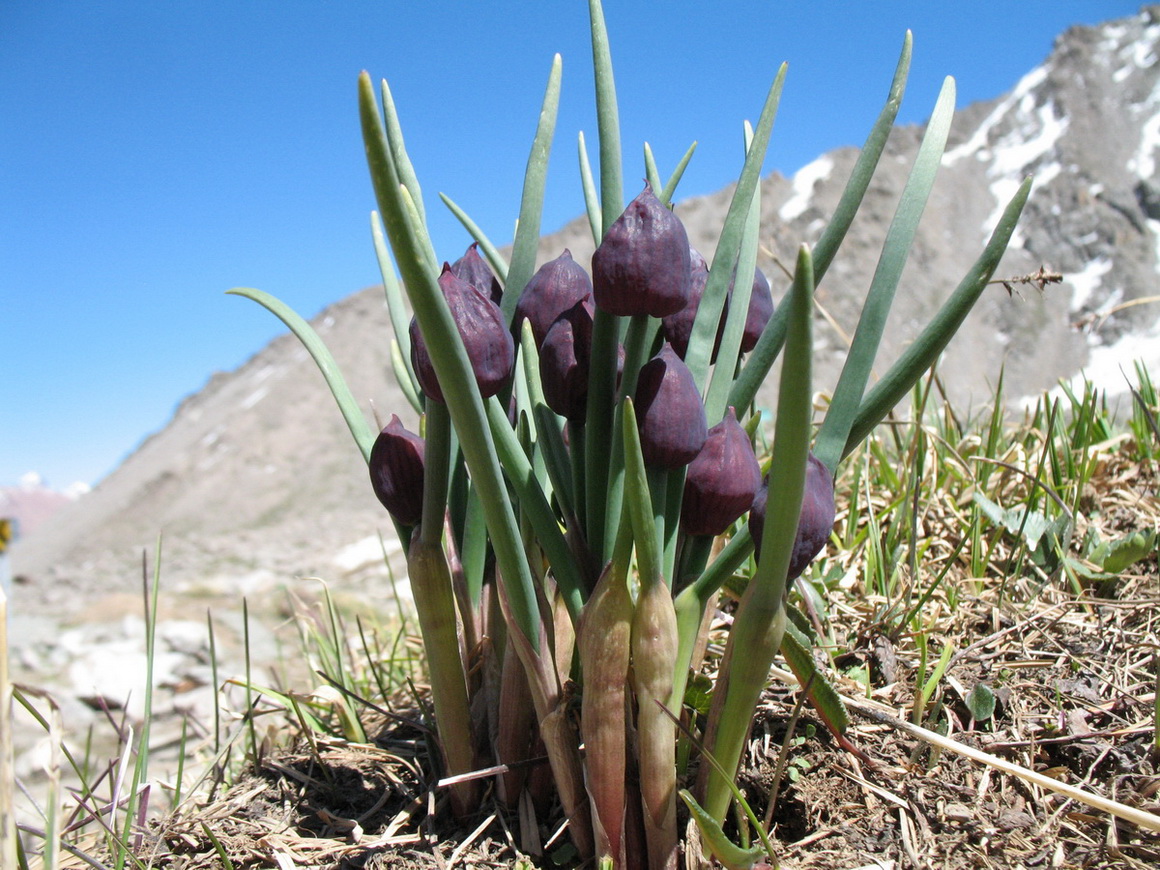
[12,6,1160,615]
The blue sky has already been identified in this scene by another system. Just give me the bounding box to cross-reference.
[1,1,1137,490]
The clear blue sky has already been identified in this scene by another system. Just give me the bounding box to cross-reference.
[1,1,1136,490]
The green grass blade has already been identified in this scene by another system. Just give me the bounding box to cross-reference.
[659,141,697,206]
[578,131,602,244]
[360,72,542,650]
[589,0,623,232]
[228,286,375,462]
[390,339,423,415]
[842,177,1031,458]
[686,64,786,395]
[437,193,510,283]
[813,75,956,474]
[504,53,563,323]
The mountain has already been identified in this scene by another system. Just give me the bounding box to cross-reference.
[12,7,1160,615]
[0,473,89,539]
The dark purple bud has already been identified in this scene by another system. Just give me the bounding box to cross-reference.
[515,250,593,347]
[681,407,761,536]
[369,415,425,526]
[633,343,707,468]
[662,247,727,360]
[749,453,835,580]
[539,299,594,422]
[592,185,691,317]
[741,267,773,353]
[451,242,502,305]
[410,264,515,403]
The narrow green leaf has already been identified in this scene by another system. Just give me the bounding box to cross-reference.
[812,31,912,284]
[700,246,813,823]
[438,193,510,283]
[380,78,426,227]
[659,141,697,206]
[705,121,761,423]
[504,53,563,323]
[621,396,662,591]
[842,178,1032,458]
[814,75,957,474]
[486,397,586,624]
[371,211,421,397]
[686,64,786,395]
[589,0,623,232]
[390,338,423,414]
[227,287,374,462]
[781,624,849,736]
[360,72,542,650]
[679,790,766,870]
[644,141,663,195]
[578,131,602,245]
[730,32,911,414]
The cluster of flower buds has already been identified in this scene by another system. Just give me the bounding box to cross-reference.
[381,184,830,577]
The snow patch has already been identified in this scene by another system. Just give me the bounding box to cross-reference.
[1127,84,1160,179]
[241,387,268,409]
[1060,321,1160,399]
[779,156,833,222]
[943,66,1048,166]
[1068,258,1113,312]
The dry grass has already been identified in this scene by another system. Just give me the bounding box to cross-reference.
[11,384,1160,869]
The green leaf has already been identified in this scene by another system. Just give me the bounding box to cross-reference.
[686,64,787,395]
[730,32,911,415]
[814,74,957,475]
[227,287,375,462]
[842,177,1032,457]
[589,0,622,233]
[781,623,849,736]
[371,211,421,401]
[621,396,662,591]
[643,141,663,195]
[965,683,996,722]
[360,72,542,651]
[679,790,766,870]
[503,53,563,323]
[578,131,602,245]
[1088,528,1158,574]
[659,141,697,206]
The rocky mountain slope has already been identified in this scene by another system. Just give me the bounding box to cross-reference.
[12,7,1160,617]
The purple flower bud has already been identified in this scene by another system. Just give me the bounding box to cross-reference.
[410,264,515,403]
[749,453,835,580]
[450,242,502,305]
[514,250,593,347]
[634,343,707,468]
[661,247,727,360]
[681,407,761,536]
[539,299,595,422]
[740,267,774,353]
[592,185,691,317]
[369,415,425,526]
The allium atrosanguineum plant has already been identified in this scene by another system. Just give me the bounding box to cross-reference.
[232,3,1029,865]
